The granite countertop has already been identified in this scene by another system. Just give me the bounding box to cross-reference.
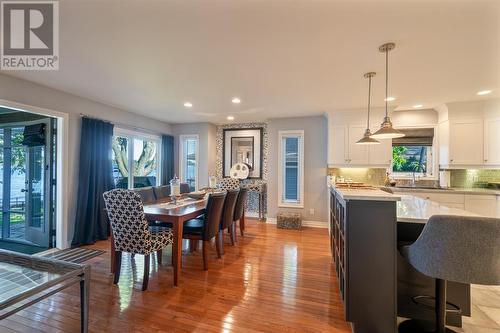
[331,186,401,202]
[386,186,500,196]
[397,195,480,224]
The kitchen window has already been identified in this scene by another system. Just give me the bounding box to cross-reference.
[179,135,199,192]
[278,130,304,207]
[112,128,161,189]
[392,127,437,179]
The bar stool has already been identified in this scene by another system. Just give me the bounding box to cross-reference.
[399,215,500,333]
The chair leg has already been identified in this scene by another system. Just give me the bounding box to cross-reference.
[232,222,238,244]
[157,249,162,265]
[113,251,122,284]
[215,232,222,258]
[435,279,447,333]
[142,254,150,291]
[240,214,245,236]
[189,240,196,253]
[202,240,209,270]
[229,224,235,246]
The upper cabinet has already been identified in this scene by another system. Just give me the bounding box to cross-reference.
[449,119,483,165]
[327,124,391,167]
[440,118,500,168]
[484,118,500,165]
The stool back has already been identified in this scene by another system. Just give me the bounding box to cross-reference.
[406,215,500,285]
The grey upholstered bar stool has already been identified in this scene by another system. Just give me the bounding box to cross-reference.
[399,215,500,333]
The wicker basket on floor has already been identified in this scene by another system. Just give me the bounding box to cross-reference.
[277,212,302,230]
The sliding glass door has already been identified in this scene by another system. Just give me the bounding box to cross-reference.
[0,118,55,248]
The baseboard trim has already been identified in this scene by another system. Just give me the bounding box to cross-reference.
[265,217,327,229]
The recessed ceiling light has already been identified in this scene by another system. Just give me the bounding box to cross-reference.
[227,115,235,121]
[477,90,492,96]
[231,97,241,104]
[412,104,423,109]
[384,96,396,102]
[183,102,193,108]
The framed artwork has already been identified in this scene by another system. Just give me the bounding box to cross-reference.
[223,128,263,179]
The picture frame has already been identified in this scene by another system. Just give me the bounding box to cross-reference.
[223,128,263,179]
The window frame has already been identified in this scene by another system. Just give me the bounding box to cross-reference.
[179,134,199,191]
[113,127,162,189]
[391,125,439,180]
[278,130,304,208]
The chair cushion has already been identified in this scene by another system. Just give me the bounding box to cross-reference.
[183,218,204,236]
[149,220,173,228]
[149,226,173,251]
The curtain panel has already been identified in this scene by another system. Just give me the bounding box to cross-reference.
[161,135,175,185]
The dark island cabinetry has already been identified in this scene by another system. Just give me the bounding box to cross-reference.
[329,188,398,333]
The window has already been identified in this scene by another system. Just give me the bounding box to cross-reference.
[278,130,304,207]
[112,129,161,189]
[392,127,436,178]
[179,135,198,192]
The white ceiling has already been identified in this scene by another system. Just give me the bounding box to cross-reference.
[5,0,500,124]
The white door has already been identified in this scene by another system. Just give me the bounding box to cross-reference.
[449,120,483,165]
[484,118,500,165]
[329,125,348,165]
[347,125,369,165]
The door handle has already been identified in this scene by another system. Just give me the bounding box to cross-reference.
[21,189,28,193]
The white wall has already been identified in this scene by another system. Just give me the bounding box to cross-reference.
[267,116,328,225]
[0,74,172,247]
[171,122,217,188]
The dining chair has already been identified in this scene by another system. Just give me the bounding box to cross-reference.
[180,183,190,194]
[103,189,173,291]
[153,185,170,199]
[133,186,157,204]
[182,192,226,270]
[233,187,248,237]
[218,188,240,253]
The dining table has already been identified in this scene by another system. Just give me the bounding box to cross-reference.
[143,197,207,286]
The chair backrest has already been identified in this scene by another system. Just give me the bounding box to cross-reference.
[233,187,248,221]
[133,187,156,204]
[153,185,170,199]
[202,192,226,240]
[220,188,240,230]
[218,177,240,191]
[180,183,190,194]
[103,189,152,254]
[406,215,500,285]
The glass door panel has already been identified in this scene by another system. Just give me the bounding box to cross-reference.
[133,138,157,188]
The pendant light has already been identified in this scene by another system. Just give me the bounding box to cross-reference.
[356,72,380,145]
[371,42,405,139]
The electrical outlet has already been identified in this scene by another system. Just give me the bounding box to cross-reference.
[309,208,315,216]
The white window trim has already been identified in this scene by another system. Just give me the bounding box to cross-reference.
[113,127,162,188]
[278,130,304,208]
[179,134,199,191]
[392,124,439,180]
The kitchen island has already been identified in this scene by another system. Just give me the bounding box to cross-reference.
[329,185,475,333]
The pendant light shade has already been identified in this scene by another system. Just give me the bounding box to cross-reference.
[356,72,380,145]
[371,42,405,140]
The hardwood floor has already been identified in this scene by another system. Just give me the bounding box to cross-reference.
[1,219,351,333]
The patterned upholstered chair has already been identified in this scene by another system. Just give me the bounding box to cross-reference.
[103,189,173,291]
[217,177,240,191]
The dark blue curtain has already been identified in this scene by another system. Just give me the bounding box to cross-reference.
[161,135,174,185]
[72,117,114,246]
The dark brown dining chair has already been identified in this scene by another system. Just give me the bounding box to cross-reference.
[233,187,248,238]
[153,185,170,199]
[180,183,190,194]
[103,189,173,291]
[133,187,156,204]
[218,189,240,253]
[182,192,226,270]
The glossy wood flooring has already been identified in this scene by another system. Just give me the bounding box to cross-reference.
[1,220,351,333]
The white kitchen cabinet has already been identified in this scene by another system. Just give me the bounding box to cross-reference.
[464,195,497,218]
[328,125,347,165]
[347,125,369,165]
[448,119,483,165]
[328,124,390,167]
[484,118,500,165]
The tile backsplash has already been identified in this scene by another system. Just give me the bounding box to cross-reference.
[327,168,387,186]
[450,169,500,188]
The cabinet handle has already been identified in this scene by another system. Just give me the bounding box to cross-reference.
[485,159,488,162]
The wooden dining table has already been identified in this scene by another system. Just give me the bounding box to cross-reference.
[143,197,207,286]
